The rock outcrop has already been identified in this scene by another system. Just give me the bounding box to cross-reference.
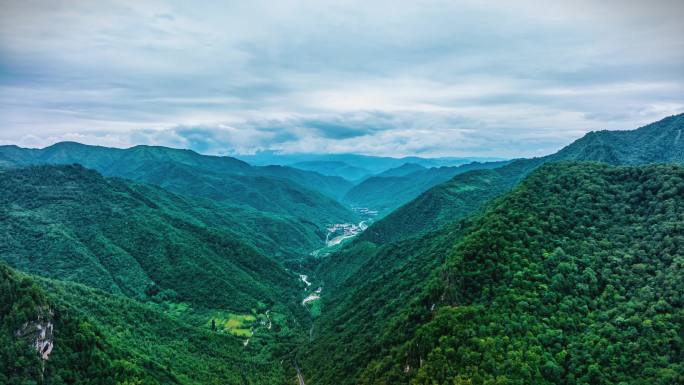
[15,306,54,361]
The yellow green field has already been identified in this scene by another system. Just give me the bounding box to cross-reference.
[207,312,256,337]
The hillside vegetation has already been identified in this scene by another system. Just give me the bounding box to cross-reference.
[0,263,294,385]
[304,162,684,385]
[2,114,683,385]
[0,165,302,312]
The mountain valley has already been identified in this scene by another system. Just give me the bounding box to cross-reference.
[2,115,684,385]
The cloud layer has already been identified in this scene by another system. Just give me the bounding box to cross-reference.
[1,0,683,157]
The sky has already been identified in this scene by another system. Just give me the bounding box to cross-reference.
[1,0,683,158]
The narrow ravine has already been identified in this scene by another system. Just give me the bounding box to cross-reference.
[292,217,371,384]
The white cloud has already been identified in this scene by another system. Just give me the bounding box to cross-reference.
[0,0,682,157]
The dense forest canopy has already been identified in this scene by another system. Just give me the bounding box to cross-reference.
[0,263,294,384]
[366,163,684,384]
[0,164,304,312]
[304,162,684,385]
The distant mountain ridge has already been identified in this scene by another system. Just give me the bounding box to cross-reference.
[0,141,354,199]
[289,160,372,181]
[0,142,359,238]
[373,162,426,178]
[362,113,684,243]
[237,152,504,173]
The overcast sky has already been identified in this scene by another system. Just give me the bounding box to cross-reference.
[1,0,683,157]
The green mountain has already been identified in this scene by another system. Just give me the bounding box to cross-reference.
[0,263,295,385]
[343,161,510,215]
[299,114,684,384]
[0,164,303,312]
[0,142,358,231]
[290,161,372,181]
[253,164,354,201]
[302,162,684,385]
[3,114,683,385]
[551,117,684,163]
[363,113,684,244]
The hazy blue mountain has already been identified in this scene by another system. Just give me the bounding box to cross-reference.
[373,162,426,178]
[237,151,505,174]
[290,160,372,181]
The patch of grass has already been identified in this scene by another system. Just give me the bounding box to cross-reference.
[159,301,191,318]
[207,311,257,337]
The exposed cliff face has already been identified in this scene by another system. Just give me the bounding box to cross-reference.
[14,306,54,361]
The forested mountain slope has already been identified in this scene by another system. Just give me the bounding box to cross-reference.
[304,162,684,385]
[360,158,542,244]
[254,164,354,201]
[0,165,302,312]
[0,142,358,229]
[1,141,356,198]
[550,116,684,164]
[302,220,472,384]
[363,113,684,244]
[0,263,293,385]
[343,160,510,215]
